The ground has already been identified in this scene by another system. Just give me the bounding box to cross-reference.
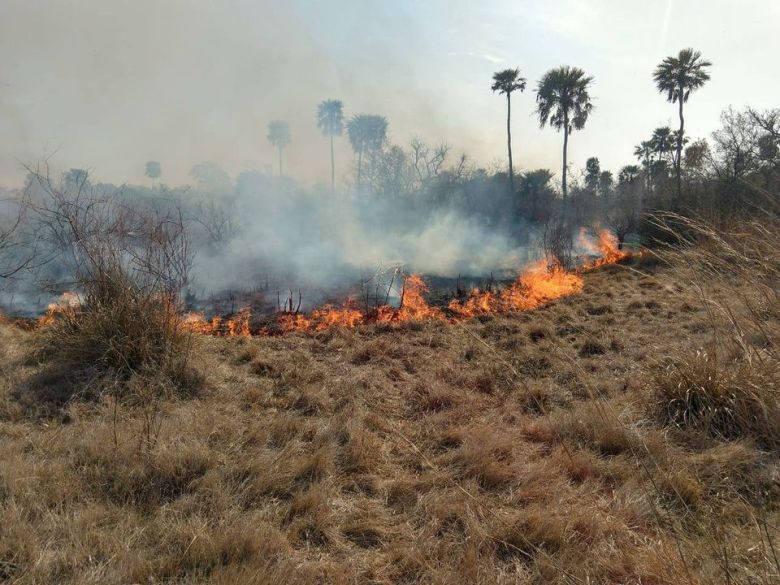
[0,257,777,584]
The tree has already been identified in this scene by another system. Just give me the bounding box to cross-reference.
[145,161,161,188]
[316,99,344,192]
[267,120,291,176]
[598,170,614,200]
[346,114,388,191]
[634,140,654,192]
[654,48,712,201]
[650,126,675,165]
[618,165,641,185]
[517,169,556,223]
[536,66,594,201]
[491,68,526,194]
[63,169,89,193]
[584,157,601,194]
[190,162,233,195]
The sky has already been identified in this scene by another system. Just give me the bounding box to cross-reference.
[0,0,778,189]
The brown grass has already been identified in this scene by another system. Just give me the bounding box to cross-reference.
[28,268,202,416]
[0,230,778,584]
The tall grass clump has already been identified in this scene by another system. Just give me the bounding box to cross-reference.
[650,194,779,447]
[25,170,202,406]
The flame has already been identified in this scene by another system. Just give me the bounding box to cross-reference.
[377,274,444,323]
[579,228,631,269]
[448,260,584,317]
[36,291,80,326]
[24,229,633,338]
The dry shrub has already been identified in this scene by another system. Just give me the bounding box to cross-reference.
[656,350,780,447]
[579,337,606,357]
[140,516,291,582]
[286,485,332,547]
[73,433,213,508]
[337,419,383,475]
[341,504,387,549]
[494,506,569,558]
[408,382,457,415]
[651,209,780,448]
[34,269,200,406]
[25,176,203,409]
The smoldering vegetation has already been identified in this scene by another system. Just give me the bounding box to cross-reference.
[0,146,587,318]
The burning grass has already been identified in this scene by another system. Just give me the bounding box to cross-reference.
[181,229,631,337]
[0,223,778,584]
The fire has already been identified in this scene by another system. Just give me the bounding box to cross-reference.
[579,228,631,269]
[448,260,584,317]
[37,291,81,326]
[22,229,633,338]
[378,274,444,323]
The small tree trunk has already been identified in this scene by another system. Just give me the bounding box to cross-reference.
[562,121,569,201]
[676,89,685,204]
[357,147,363,192]
[506,93,514,194]
[278,146,283,176]
[330,134,335,192]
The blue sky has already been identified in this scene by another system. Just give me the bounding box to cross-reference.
[1,0,778,187]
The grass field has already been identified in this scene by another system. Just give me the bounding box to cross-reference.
[1,253,778,584]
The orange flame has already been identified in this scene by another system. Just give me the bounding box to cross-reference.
[448,260,584,317]
[25,229,632,338]
[36,291,80,326]
[579,228,631,269]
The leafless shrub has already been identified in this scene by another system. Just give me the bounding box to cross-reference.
[0,192,37,282]
[24,169,202,411]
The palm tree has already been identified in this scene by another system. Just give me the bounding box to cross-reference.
[267,120,291,176]
[346,114,388,191]
[145,161,161,189]
[633,141,653,167]
[653,48,712,200]
[491,68,526,194]
[633,140,653,192]
[317,99,344,192]
[535,66,594,201]
[650,126,675,164]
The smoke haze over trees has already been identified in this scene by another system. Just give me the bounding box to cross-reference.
[1,1,778,188]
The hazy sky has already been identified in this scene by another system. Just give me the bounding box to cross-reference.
[0,0,778,188]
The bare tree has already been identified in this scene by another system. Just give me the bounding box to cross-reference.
[410,138,450,187]
[0,192,36,281]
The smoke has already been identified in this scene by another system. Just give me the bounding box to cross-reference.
[188,173,532,310]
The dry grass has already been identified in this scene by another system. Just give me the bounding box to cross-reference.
[0,230,778,584]
[25,267,202,420]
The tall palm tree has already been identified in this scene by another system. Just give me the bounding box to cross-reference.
[267,120,291,176]
[653,48,711,200]
[346,114,388,191]
[491,68,526,194]
[535,66,594,201]
[316,99,344,192]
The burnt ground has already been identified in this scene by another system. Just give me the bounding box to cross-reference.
[0,256,778,584]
